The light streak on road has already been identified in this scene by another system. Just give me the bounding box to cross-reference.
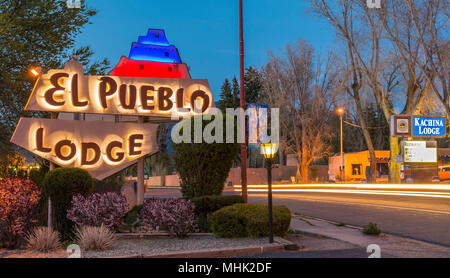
[233,183,450,190]
[232,183,450,199]
[234,188,450,199]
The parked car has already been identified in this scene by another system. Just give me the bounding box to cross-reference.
[438,166,450,181]
[432,176,440,183]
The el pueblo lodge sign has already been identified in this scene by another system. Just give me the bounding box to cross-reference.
[11,60,215,179]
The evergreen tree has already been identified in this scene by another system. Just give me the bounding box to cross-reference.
[231,76,241,108]
[244,66,263,104]
[218,78,234,112]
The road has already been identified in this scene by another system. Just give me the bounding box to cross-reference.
[248,190,450,246]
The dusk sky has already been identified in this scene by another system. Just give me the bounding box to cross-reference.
[75,0,336,99]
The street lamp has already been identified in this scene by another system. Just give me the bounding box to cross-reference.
[29,66,41,78]
[260,143,277,243]
[337,107,344,182]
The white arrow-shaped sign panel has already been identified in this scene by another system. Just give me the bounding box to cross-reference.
[11,118,159,180]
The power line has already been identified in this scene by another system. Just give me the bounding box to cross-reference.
[343,120,386,129]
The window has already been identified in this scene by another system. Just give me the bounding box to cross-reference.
[352,164,362,175]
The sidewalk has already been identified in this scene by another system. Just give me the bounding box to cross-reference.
[290,216,450,258]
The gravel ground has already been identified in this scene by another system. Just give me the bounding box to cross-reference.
[83,236,269,258]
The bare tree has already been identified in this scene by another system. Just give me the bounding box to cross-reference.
[262,40,336,183]
[308,0,444,183]
[404,0,449,118]
[308,0,380,181]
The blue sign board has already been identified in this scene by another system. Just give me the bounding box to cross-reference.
[412,116,446,137]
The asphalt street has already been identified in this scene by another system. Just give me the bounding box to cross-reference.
[248,191,450,247]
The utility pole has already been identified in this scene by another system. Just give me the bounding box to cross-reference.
[239,0,248,202]
[337,108,344,182]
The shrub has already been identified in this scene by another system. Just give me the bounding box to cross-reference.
[75,225,116,251]
[140,198,196,237]
[25,226,61,252]
[29,165,49,187]
[67,192,129,231]
[41,168,93,240]
[362,223,381,236]
[191,195,245,232]
[210,204,291,238]
[0,178,41,249]
[123,205,143,232]
[173,115,240,198]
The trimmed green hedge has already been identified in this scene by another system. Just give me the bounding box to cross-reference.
[210,204,291,238]
[41,167,93,240]
[191,195,245,232]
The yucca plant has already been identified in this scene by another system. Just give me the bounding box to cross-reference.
[25,226,61,252]
[75,225,116,251]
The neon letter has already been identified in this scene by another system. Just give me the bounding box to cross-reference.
[71,74,88,107]
[54,139,76,161]
[44,73,68,106]
[98,77,117,109]
[140,85,155,110]
[119,84,137,109]
[35,128,51,153]
[158,87,173,111]
[81,142,101,165]
[128,134,143,156]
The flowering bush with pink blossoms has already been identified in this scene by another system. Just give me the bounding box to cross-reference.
[0,178,41,249]
[67,192,129,231]
[140,198,197,238]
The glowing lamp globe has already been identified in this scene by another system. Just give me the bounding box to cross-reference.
[30,67,41,77]
[260,143,277,160]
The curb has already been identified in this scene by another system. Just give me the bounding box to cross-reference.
[274,236,298,251]
[104,243,284,258]
[115,232,213,239]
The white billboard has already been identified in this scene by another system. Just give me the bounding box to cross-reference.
[403,141,437,163]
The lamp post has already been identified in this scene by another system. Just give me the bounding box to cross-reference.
[261,143,277,243]
[337,108,344,182]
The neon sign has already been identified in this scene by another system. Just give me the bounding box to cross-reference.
[11,118,159,179]
[128,29,182,64]
[12,28,215,179]
[25,64,213,117]
[109,29,189,79]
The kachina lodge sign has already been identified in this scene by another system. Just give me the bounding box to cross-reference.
[10,29,215,180]
[391,115,447,138]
